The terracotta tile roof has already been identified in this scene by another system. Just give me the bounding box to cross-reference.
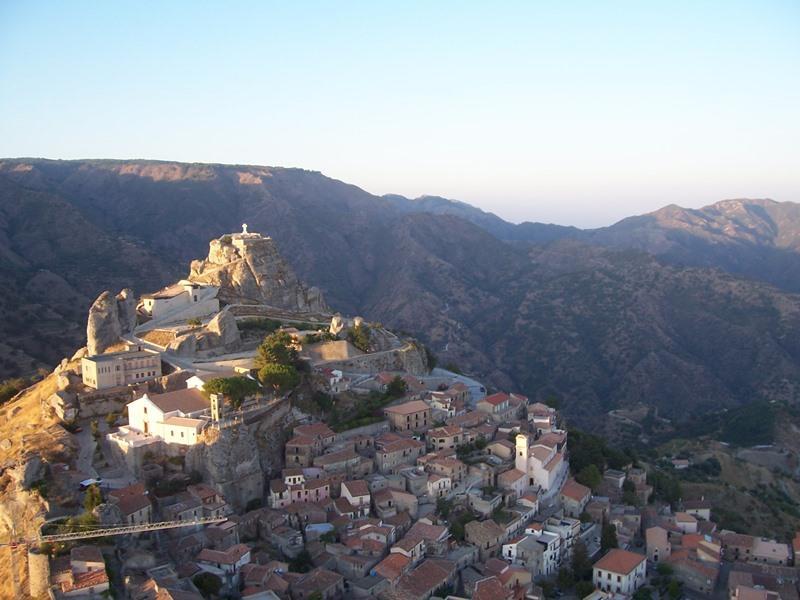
[427,424,463,438]
[197,543,250,566]
[475,575,512,600]
[293,567,343,595]
[62,568,109,592]
[342,480,370,497]
[482,392,510,406]
[485,557,510,575]
[381,438,425,453]
[498,468,527,486]
[561,479,591,502]
[593,549,645,575]
[384,400,430,415]
[397,558,455,598]
[143,388,208,414]
[374,552,410,582]
[294,423,335,439]
[406,520,448,542]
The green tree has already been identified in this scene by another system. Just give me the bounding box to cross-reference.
[258,363,300,394]
[204,376,260,409]
[187,317,201,327]
[633,587,654,600]
[289,549,314,573]
[347,324,371,352]
[385,376,408,399]
[436,498,453,519]
[575,581,595,598]
[656,562,673,577]
[622,479,640,506]
[557,568,575,589]
[193,572,222,598]
[255,331,298,367]
[572,539,592,581]
[667,579,682,600]
[601,523,618,551]
[576,464,603,490]
[83,485,102,512]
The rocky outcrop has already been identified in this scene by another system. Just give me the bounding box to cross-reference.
[188,232,328,313]
[86,288,137,355]
[186,426,264,512]
[206,310,241,349]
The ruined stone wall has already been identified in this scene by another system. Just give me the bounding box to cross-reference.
[321,343,428,376]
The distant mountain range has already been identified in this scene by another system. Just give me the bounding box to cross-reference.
[2,158,799,427]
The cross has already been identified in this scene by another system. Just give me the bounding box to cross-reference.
[242,223,248,234]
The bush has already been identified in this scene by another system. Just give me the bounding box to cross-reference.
[193,572,222,598]
[204,376,260,409]
[347,324,371,352]
[186,318,201,327]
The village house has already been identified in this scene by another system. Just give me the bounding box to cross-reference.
[268,472,331,509]
[187,483,230,518]
[107,482,152,525]
[341,480,371,518]
[396,558,457,600]
[645,526,671,563]
[426,424,465,451]
[592,549,646,597]
[425,456,467,483]
[751,538,792,566]
[477,392,524,423]
[427,473,451,499]
[291,567,344,600]
[497,468,527,498]
[384,400,432,432]
[373,553,412,585]
[674,511,698,534]
[55,546,110,598]
[81,346,162,390]
[666,548,719,595]
[465,519,506,560]
[528,402,557,433]
[373,488,419,519]
[284,422,336,467]
[487,439,516,461]
[560,479,591,518]
[375,435,426,474]
[196,543,252,588]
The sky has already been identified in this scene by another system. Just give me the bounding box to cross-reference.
[1,1,798,227]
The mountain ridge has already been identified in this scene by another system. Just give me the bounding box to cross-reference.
[2,158,800,428]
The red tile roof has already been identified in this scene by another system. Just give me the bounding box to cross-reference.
[594,549,645,575]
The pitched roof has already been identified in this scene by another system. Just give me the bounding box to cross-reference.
[197,544,250,565]
[373,552,411,582]
[482,392,510,406]
[475,576,512,600]
[397,559,455,597]
[561,479,591,502]
[70,545,104,564]
[594,549,645,575]
[142,388,208,414]
[342,480,370,497]
[384,400,430,415]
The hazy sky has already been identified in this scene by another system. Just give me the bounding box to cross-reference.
[1,1,798,227]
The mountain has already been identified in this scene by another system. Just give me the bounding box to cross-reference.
[2,158,800,428]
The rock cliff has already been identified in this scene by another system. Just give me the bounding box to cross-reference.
[188,233,328,313]
[86,288,137,355]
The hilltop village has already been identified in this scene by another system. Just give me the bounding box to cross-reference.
[6,227,800,600]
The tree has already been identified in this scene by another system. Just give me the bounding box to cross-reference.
[289,549,314,573]
[557,567,575,589]
[575,581,595,598]
[347,324,371,352]
[258,363,300,394]
[436,498,453,519]
[193,572,222,598]
[656,562,673,577]
[255,331,298,367]
[572,539,592,581]
[204,376,260,409]
[667,579,682,600]
[187,317,201,327]
[601,522,618,551]
[83,485,102,512]
[576,464,603,490]
[622,479,640,506]
[385,376,408,399]
[633,587,654,600]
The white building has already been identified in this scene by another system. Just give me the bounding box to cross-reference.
[515,434,568,491]
[140,280,219,321]
[593,549,646,598]
[427,473,452,499]
[123,388,209,446]
[81,346,162,390]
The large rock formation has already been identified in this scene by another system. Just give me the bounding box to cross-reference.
[166,309,241,356]
[86,288,137,355]
[185,426,264,512]
[188,231,328,313]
